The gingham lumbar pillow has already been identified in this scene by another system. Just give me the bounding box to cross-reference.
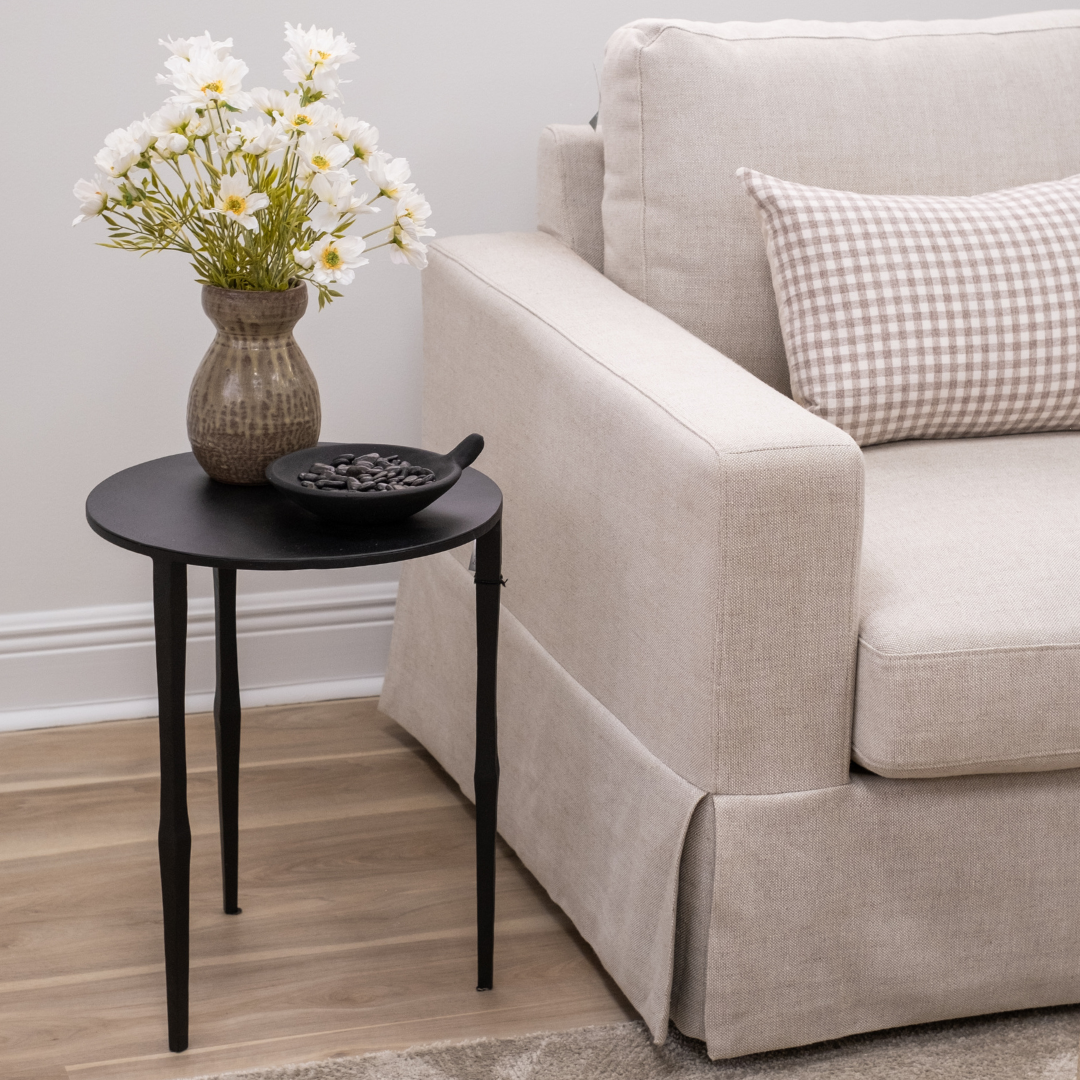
[738,168,1080,446]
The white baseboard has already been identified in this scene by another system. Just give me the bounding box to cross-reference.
[0,581,397,733]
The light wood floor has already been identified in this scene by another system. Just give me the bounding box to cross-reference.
[0,698,635,1080]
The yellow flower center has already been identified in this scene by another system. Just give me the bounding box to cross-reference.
[296,113,312,125]
[202,80,224,95]
[318,50,332,60]
[224,195,246,214]
[311,154,329,170]
[321,246,341,269]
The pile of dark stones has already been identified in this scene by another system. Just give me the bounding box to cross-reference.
[298,453,437,493]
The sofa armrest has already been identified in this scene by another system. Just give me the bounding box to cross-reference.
[423,231,863,795]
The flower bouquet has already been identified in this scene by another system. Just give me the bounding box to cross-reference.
[72,24,434,484]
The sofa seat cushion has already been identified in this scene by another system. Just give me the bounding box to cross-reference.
[855,432,1080,778]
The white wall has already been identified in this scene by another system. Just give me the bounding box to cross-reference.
[0,0,1050,726]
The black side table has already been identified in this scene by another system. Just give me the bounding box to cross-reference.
[86,452,503,1053]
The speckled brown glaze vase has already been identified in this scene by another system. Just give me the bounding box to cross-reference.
[187,283,321,485]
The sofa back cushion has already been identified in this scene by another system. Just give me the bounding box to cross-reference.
[537,124,605,272]
[600,13,1080,395]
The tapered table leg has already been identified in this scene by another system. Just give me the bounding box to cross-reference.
[473,519,502,991]
[213,567,242,915]
[153,559,191,1053]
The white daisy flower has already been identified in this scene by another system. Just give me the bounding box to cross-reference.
[294,235,367,285]
[203,173,269,232]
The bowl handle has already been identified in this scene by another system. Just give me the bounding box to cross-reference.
[448,433,485,470]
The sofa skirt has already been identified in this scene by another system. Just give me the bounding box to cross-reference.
[379,550,705,1041]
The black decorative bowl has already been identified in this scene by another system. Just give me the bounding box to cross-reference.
[267,435,484,525]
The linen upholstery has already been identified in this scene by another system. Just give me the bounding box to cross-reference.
[380,12,1080,1063]
[669,797,715,1040]
[380,550,705,1041]
[740,169,1080,445]
[537,124,604,271]
[415,231,863,795]
[706,770,1080,1057]
[600,12,1080,395]
[381,553,1080,1059]
[855,431,1080,779]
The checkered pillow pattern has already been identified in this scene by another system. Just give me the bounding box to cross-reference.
[738,168,1080,446]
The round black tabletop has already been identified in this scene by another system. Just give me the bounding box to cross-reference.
[86,452,502,570]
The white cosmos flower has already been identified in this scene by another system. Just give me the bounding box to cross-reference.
[203,173,269,232]
[154,130,188,156]
[297,132,352,183]
[319,105,345,131]
[148,102,200,155]
[72,174,112,225]
[248,86,290,119]
[159,32,232,60]
[127,118,155,153]
[234,117,288,156]
[308,173,374,233]
[94,127,143,178]
[279,97,328,134]
[282,23,357,98]
[394,190,434,239]
[388,192,434,267]
[217,126,243,153]
[333,116,378,161]
[366,152,414,200]
[294,235,367,284]
[388,230,430,269]
[159,45,251,111]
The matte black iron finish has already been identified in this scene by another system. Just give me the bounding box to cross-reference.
[472,520,503,991]
[87,453,501,569]
[214,568,242,916]
[153,559,191,1054]
[86,453,503,1053]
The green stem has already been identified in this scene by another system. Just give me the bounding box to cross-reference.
[362,223,395,240]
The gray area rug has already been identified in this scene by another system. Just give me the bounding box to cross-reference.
[199,1007,1080,1079]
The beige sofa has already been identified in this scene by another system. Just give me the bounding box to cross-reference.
[380,12,1080,1060]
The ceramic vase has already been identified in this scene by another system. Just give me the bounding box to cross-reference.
[187,283,321,485]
